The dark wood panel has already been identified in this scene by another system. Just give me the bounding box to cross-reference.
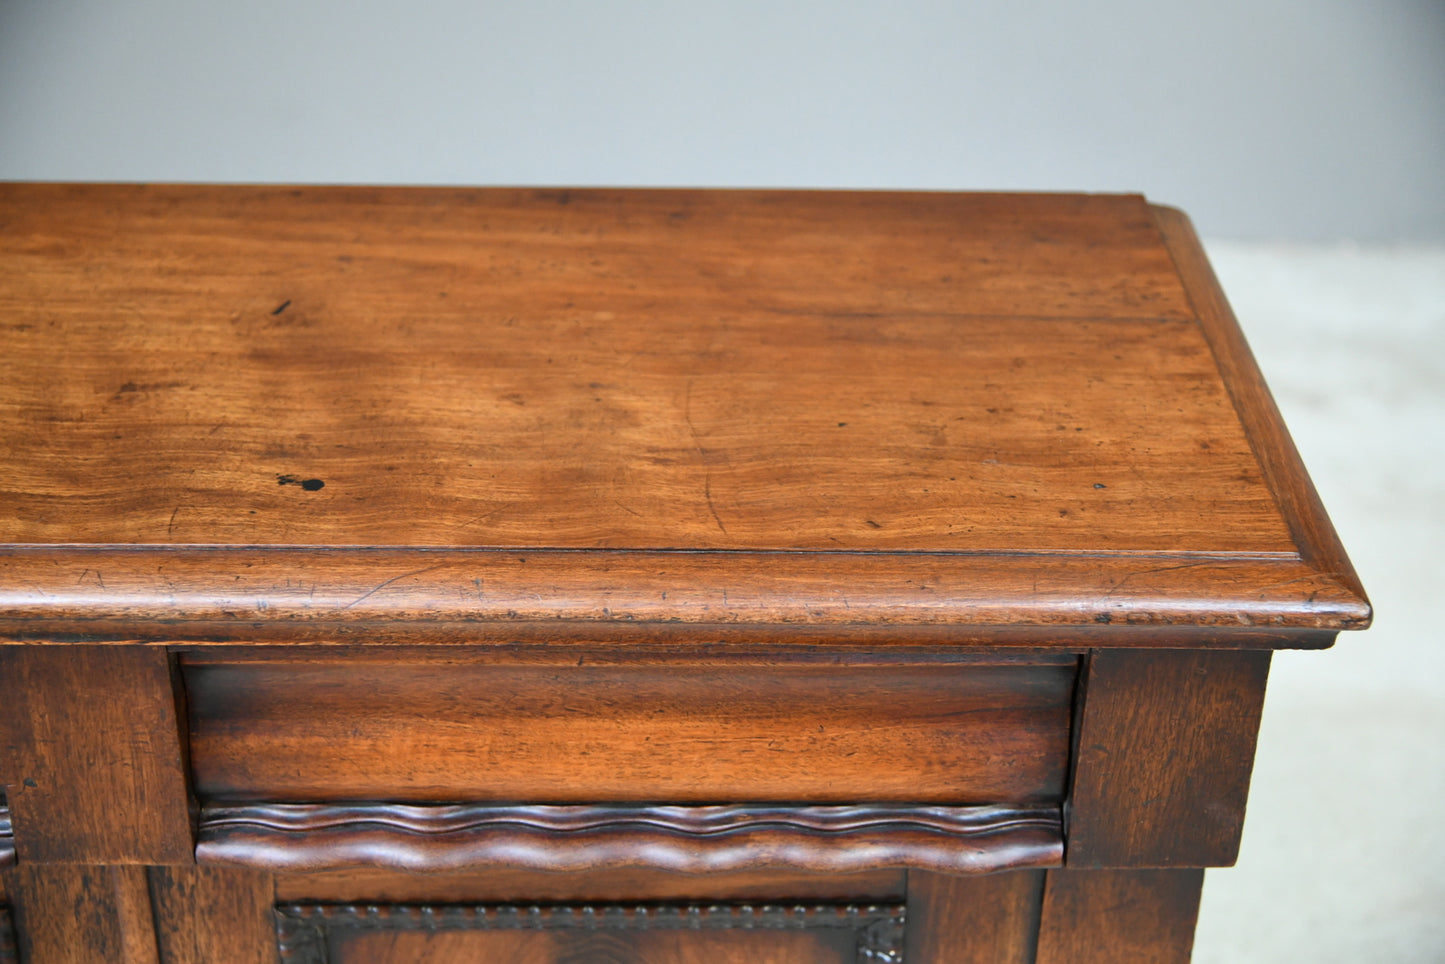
[149,866,276,964]
[905,870,1044,963]
[273,867,906,906]
[0,646,193,864]
[1034,868,1204,964]
[5,864,160,964]
[0,903,14,964]
[196,802,1061,876]
[1066,649,1271,867]
[278,903,902,964]
[186,659,1074,804]
[332,929,850,964]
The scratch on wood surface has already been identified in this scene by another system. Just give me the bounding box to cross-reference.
[342,565,443,611]
[684,378,728,534]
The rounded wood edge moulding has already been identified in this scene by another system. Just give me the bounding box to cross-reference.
[0,547,1367,645]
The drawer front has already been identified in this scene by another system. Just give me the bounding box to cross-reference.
[184,656,1076,805]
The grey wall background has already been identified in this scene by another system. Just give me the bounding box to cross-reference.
[2,0,1442,240]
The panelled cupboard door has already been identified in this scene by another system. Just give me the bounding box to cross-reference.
[274,904,904,964]
[329,930,851,964]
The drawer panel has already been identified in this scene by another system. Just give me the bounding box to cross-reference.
[184,657,1076,804]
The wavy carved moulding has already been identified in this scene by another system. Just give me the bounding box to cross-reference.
[197,802,1063,876]
[276,902,906,964]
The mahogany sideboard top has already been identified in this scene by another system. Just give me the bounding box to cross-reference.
[0,186,1371,964]
[0,185,1368,647]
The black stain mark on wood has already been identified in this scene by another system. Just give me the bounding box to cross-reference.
[272,300,292,316]
[113,380,186,399]
[277,474,325,491]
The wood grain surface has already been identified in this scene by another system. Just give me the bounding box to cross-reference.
[0,186,1369,645]
[1034,868,1203,964]
[184,658,1074,804]
[1065,649,1271,868]
[1153,204,1369,606]
[4,865,159,964]
[0,188,1368,961]
[2,186,1258,551]
[0,646,193,864]
[0,547,1365,643]
[904,870,1045,964]
[148,866,276,964]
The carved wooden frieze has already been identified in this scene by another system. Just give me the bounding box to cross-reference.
[198,802,1062,875]
[276,902,906,964]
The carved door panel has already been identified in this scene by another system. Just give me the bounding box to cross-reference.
[276,904,904,964]
[330,929,854,964]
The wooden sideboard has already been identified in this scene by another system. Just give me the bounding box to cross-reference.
[0,185,1369,963]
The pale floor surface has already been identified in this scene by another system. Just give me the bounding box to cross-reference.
[1191,242,1445,963]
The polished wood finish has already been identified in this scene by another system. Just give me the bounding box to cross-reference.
[277,903,904,964]
[904,870,1044,964]
[1154,206,1366,601]
[4,865,160,964]
[0,548,1362,643]
[195,802,1062,875]
[1034,868,1204,964]
[328,929,853,964]
[0,188,1368,961]
[1,187,1255,551]
[149,866,276,964]
[273,868,907,906]
[1066,649,1271,868]
[0,186,1367,646]
[0,647,193,864]
[184,657,1074,804]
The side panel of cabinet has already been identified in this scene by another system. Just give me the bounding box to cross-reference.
[0,647,193,864]
[1066,648,1271,868]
